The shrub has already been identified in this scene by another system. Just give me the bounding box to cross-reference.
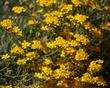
[0,0,110,88]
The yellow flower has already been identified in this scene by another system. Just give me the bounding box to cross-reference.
[81,73,106,86]
[34,72,44,79]
[57,80,68,87]
[57,80,64,86]
[74,14,88,24]
[31,40,42,49]
[84,22,102,37]
[46,36,68,49]
[104,5,110,10]
[59,4,73,13]
[100,22,110,31]
[54,37,67,47]
[71,0,82,7]
[16,59,27,65]
[31,13,36,17]
[21,40,31,49]
[11,26,23,36]
[37,9,43,13]
[83,0,91,5]
[53,64,71,79]
[75,49,89,61]
[44,11,63,25]
[74,34,89,45]
[35,71,51,80]
[60,47,76,57]
[0,19,13,29]
[68,40,80,47]
[11,44,24,55]
[26,52,35,60]
[67,14,88,24]
[90,2,101,10]
[46,37,72,49]
[12,6,26,14]
[44,58,52,65]
[46,41,57,49]
[44,16,59,25]
[27,19,38,25]
[42,66,52,75]
[94,77,106,87]
[41,25,48,31]
[2,53,10,59]
[81,72,92,82]
[88,60,104,73]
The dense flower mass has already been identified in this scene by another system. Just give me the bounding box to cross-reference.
[0,0,110,87]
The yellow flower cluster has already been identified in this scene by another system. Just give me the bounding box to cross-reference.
[12,6,26,14]
[67,14,88,24]
[31,40,42,49]
[87,60,104,73]
[43,58,52,65]
[100,22,110,31]
[0,19,23,36]
[81,72,91,82]
[46,36,84,58]
[0,19,13,29]
[74,33,90,45]
[81,72,106,86]
[34,63,71,82]
[10,39,44,65]
[36,0,56,7]
[11,44,24,55]
[46,37,67,48]
[53,64,71,79]
[11,26,23,36]
[68,40,81,47]
[21,40,31,49]
[71,0,101,10]
[57,80,68,87]
[84,22,102,37]
[27,19,38,26]
[59,4,73,13]
[26,51,35,60]
[16,59,26,65]
[47,36,81,49]
[42,66,52,75]
[16,52,35,65]
[75,49,89,61]
[34,72,44,79]
[60,47,76,57]
[34,66,52,80]
[71,0,82,7]
[41,25,48,31]
[44,11,63,25]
